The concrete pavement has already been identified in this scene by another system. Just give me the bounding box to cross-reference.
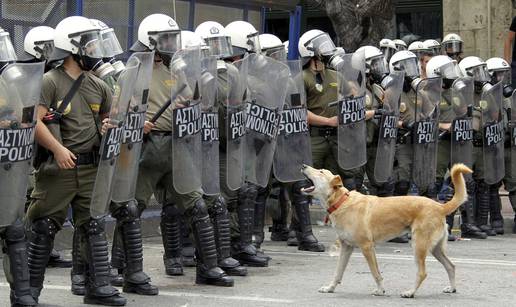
[2,226,516,307]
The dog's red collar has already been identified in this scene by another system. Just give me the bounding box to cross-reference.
[326,192,350,215]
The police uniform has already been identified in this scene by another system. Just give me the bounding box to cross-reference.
[135,61,233,285]
[304,68,363,190]
[394,90,416,195]
[26,67,126,303]
[503,97,516,232]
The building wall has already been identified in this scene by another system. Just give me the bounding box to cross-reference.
[443,0,512,59]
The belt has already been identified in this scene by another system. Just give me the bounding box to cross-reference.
[150,130,172,136]
[74,151,99,166]
[310,126,337,137]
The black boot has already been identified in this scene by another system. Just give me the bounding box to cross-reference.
[82,218,126,306]
[475,181,496,236]
[509,192,516,234]
[489,184,504,235]
[47,248,72,268]
[231,184,269,267]
[190,199,234,287]
[27,217,58,303]
[111,202,158,296]
[71,229,86,295]
[252,186,269,249]
[460,181,488,239]
[180,216,196,267]
[446,213,457,241]
[287,218,299,246]
[292,180,325,252]
[269,186,289,241]
[109,225,125,287]
[3,220,37,307]
[389,234,409,243]
[209,196,247,276]
[160,204,184,276]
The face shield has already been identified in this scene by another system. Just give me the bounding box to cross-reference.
[491,69,511,85]
[396,57,420,78]
[0,32,17,63]
[395,43,407,51]
[205,36,233,58]
[101,29,123,58]
[466,64,490,83]
[71,30,114,78]
[380,46,396,62]
[246,31,261,53]
[430,46,441,55]
[265,45,286,62]
[443,41,462,56]
[150,30,181,55]
[439,61,462,79]
[369,55,388,81]
[33,40,55,60]
[308,33,336,57]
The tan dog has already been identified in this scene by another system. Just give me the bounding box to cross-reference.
[301,163,472,298]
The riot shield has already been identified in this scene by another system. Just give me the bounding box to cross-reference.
[110,51,154,205]
[373,71,404,183]
[90,57,140,219]
[510,90,516,179]
[200,55,219,195]
[481,82,505,185]
[412,77,442,189]
[273,59,313,183]
[170,47,202,194]
[450,77,474,169]
[245,53,290,187]
[337,51,367,170]
[0,62,44,227]
[226,56,248,191]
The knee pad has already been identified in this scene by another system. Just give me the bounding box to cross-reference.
[112,201,140,223]
[83,218,106,236]
[394,180,410,195]
[32,217,58,237]
[239,183,258,200]
[292,179,311,201]
[191,199,209,217]
[4,220,26,244]
[161,203,181,221]
[210,195,228,216]
[476,180,489,193]
[466,180,476,194]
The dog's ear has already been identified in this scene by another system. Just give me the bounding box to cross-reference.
[330,175,343,190]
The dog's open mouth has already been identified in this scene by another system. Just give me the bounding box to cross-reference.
[301,177,315,194]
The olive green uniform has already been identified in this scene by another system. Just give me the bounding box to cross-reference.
[135,62,202,212]
[27,68,112,228]
[304,68,363,190]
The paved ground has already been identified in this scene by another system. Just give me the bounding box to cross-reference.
[2,226,516,307]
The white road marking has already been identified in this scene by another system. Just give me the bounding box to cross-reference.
[0,283,294,304]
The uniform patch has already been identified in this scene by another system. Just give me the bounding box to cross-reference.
[56,100,72,115]
[89,103,100,112]
[329,82,338,87]
[163,79,176,87]
[400,102,407,113]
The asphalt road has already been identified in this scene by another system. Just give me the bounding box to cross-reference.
[2,226,516,307]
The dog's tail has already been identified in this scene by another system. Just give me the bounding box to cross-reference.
[441,163,473,216]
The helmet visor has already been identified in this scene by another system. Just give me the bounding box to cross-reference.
[467,64,490,82]
[492,69,511,84]
[265,46,286,61]
[370,55,389,76]
[431,46,441,55]
[380,46,396,62]
[77,31,104,58]
[0,32,17,62]
[34,40,55,60]
[395,43,407,51]
[152,31,181,54]
[443,41,462,54]
[101,29,123,58]
[205,36,233,58]
[246,31,261,53]
[309,33,336,56]
[396,57,420,78]
[439,61,462,79]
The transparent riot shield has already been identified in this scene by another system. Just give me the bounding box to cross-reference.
[510,90,516,179]
[245,53,290,187]
[200,55,219,195]
[90,57,140,219]
[373,71,404,183]
[450,77,474,170]
[226,56,248,191]
[0,62,44,227]
[481,82,505,185]
[412,77,442,189]
[273,59,313,183]
[170,47,202,194]
[111,51,154,205]
[337,51,367,170]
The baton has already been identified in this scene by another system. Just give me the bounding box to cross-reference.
[149,84,187,123]
[328,100,340,107]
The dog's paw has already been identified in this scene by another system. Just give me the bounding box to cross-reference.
[400,290,415,298]
[371,288,386,296]
[318,285,335,293]
[443,286,457,294]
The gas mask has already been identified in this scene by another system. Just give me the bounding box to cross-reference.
[324,47,345,70]
[157,51,173,68]
[393,57,421,92]
[368,55,389,85]
[490,69,513,98]
[104,56,125,75]
[465,65,491,94]
[71,31,114,78]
